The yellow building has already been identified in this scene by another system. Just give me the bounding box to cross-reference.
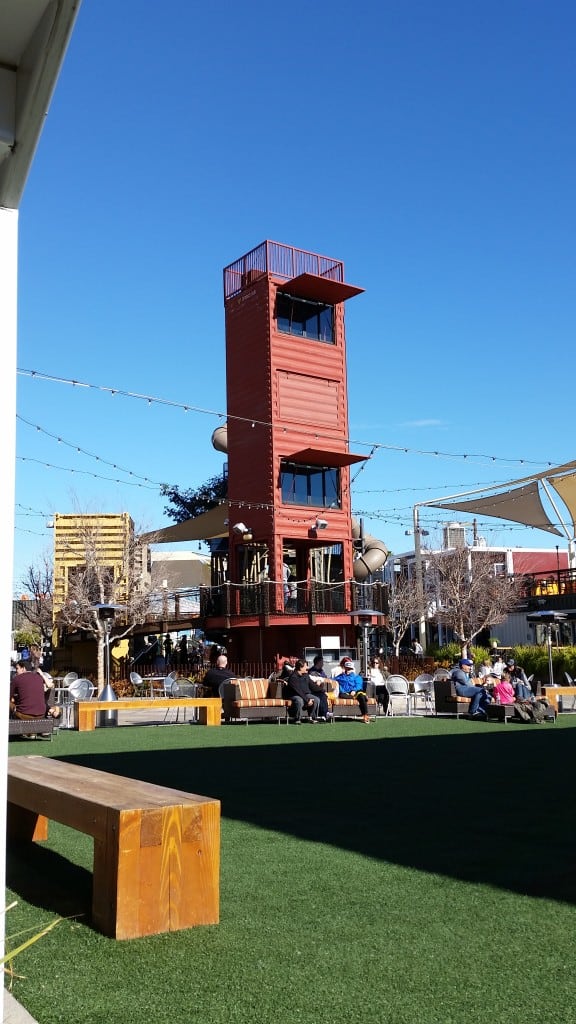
[53,513,135,617]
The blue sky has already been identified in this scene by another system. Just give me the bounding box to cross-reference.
[14,0,576,590]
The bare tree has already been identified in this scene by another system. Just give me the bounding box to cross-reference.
[18,552,54,650]
[387,572,422,657]
[53,518,152,693]
[425,546,521,657]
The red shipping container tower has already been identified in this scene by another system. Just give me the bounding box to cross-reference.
[213,240,379,664]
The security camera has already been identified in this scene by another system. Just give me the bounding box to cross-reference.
[233,522,250,534]
[315,518,328,530]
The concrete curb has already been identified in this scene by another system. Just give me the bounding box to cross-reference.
[4,990,38,1024]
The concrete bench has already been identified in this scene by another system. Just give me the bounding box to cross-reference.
[7,755,220,939]
[9,717,56,740]
[74,697,222,731]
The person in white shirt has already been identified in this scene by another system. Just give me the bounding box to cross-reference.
[492,657,505,678]
[367,656,390,714]
[477,658,493,679]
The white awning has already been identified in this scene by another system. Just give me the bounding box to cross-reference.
[549,473,576,534]
[432,481,562,536]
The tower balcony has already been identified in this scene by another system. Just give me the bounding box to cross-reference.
[199,580,388,623]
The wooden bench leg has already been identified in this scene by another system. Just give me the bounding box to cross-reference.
[75,705,97,731]
[197,704,222,726]
[7,804,49,842]
[92,801,220,939]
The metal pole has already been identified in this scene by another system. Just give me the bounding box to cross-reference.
[105,622,111,691]
[362,623,369,678]
[413,506,427,652]
[547,624,554,686]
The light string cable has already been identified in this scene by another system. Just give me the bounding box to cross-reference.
[15,417,566,535]
[17,415,163,487]
[16,416,161,490]
[17,368,563,469]
[18,412,549,529]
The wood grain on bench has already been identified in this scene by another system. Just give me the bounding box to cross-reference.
[7,756,220,939]
[74,697,222,731]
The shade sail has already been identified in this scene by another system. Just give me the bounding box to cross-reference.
[549,473,576,533]
[141,503,230,544]
[432,481,562,536]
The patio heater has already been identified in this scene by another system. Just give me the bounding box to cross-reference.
[353,610,384,679]
[526,610,568,687]
[92,604,124,726]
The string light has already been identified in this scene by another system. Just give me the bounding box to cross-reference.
[17,457,158,489]
[17,416,163,486]
[17,367,561,469]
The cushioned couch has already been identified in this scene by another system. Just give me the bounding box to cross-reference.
[222,678,288,724]
[433,677,473,717]
[221,678,380,723]
[329,687,379,720]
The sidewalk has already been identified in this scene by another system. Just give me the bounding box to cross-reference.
[4,990,38,1024]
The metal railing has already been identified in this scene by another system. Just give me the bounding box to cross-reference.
[199,580,388,618]
[223,240,345,300]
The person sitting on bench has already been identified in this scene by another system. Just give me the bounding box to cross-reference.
[307,656,332,720]
[492,671,515,705]
[450,658,492,719]
[335,659,372,723]
[10,659,56,735]
[285,660,320,723]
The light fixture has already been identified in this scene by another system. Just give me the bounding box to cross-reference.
[315,518,328,530]
[232,522,253,541]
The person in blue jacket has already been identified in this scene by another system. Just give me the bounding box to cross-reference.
[450,658,491,718]
[335,659,371,723]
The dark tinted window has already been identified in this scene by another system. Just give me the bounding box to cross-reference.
[281,462,341,508]
[276,293,334,343]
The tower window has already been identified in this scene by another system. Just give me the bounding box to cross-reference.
[280,462,341,508]
[276,292,333,343]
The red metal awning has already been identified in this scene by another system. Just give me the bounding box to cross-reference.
[279,273,364,304]
[286,448,367,467]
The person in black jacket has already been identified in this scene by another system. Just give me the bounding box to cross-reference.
[203,654,236,697]
[285,660,320,723]
[308,656,332,720]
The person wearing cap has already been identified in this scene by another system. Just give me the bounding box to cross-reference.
[505,659,532,701]
[450,658,491,718]
[506,658,530,688]
[335,659,372,723]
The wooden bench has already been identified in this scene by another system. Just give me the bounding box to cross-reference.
[486,703,517,723]
[74,697,222,731]
[7,755,220,939]
[541,685,576,713]
[9,718,56,740]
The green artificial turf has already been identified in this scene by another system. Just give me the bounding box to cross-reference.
[6,716,576,1023]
